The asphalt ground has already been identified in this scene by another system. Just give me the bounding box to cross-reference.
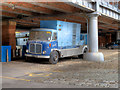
[1,49,119,88]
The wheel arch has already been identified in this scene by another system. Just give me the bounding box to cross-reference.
[82,45,88,54]
[51,49,61,58]
[55,50,61,58]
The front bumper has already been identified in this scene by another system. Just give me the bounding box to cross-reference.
[25,54,50,58]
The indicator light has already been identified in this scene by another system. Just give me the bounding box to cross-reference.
[49,43,51,47]
[59,29,61,31]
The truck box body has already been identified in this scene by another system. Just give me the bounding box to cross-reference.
[40,20,81,48]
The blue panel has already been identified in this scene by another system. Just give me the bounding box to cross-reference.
[80,34,87,45]
[1,46,11,62]
[57,21,81,48]
[58,21,68,47]
[76,24,81,45]
[85,34,87,45]
[66,22,72,46]
[40,20,57,30]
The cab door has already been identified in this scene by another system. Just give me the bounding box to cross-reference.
[52,32,58,49]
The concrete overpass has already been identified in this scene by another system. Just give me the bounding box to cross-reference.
[1,0,120,61]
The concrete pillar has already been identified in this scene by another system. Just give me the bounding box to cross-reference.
[83,12,104,62]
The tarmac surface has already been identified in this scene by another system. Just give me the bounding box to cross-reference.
[1,49,119,88]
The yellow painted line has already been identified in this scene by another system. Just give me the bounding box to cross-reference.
[25,70,62,77]
[0,76,31,82]
[52,70,63,72]
[42,73,52,77]
[28,73,44,77]
[26,72,53,77]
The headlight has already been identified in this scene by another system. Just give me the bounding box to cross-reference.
[43,51,46,54]
[26,49,29,53]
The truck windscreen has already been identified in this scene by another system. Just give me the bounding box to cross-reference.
[29,31,52,41]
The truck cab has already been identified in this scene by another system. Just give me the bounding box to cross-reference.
[25,28,58,58]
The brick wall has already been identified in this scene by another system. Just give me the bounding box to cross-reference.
[98,33,116,48]
[99,36,106,47]
[2,20,16,50]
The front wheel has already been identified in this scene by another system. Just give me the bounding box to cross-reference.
[49,51,59,64]
[25,57,31,62]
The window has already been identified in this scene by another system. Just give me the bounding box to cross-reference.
[102,8,104,13]
[105,9,107,14]
[112,12,115,17]
[80,35,84,40]
[109,11,111,16]
[52,32,57,40]
[29,31,52,41]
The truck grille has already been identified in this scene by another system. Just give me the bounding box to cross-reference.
[29,44,35,53]
[29,43,42,54]
[36,44,42,53]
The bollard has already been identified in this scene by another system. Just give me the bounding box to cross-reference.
[6,49,8,62]
[12,49,16,58]
[18,49,20,56]
[20,49,22,57]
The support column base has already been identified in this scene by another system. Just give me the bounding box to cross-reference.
[83,52,104,62]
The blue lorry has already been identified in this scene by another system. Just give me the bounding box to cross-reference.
[25,20,88,64]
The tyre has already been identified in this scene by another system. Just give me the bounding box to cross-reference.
[78,54,83,58]
[111,47,114,49]
[49,51,59,64]
[83,48,88,53]
[108,46,111,49]
[78,48,88,59]
[25,57,31,62]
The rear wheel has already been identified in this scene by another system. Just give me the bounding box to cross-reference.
[49,51,59,64]
[108,46,113,49]
[78,48,87,59]
[83,48,87,53]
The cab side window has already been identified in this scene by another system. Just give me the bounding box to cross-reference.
[52,32,57,40]
[80,35,84,40]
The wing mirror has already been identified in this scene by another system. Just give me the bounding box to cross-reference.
[48,37,51,41]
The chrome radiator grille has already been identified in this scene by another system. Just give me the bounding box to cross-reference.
[29,44,35,53]
[36,44,42,53]
[29,43,42,54]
